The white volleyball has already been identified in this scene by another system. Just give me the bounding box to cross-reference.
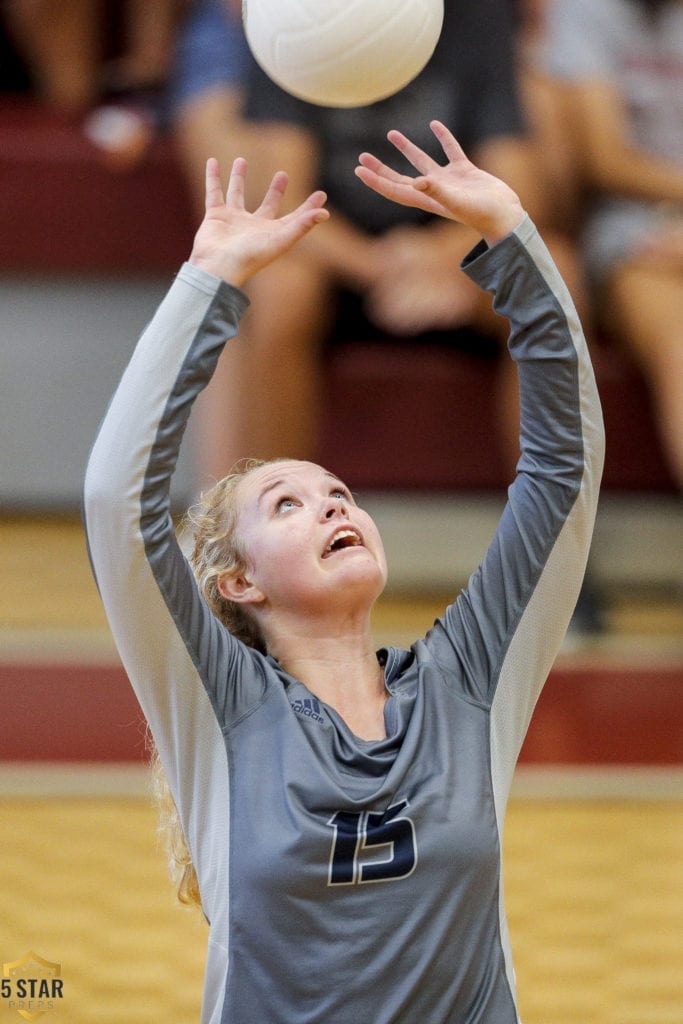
[242,0,445,108]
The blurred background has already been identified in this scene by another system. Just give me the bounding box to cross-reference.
[0,1,681,1021]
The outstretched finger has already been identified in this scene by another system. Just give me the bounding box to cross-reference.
[386,129,439,176]
[204,157,225,211]
[357,150,411,187]
[429,120,468,165]
[226,157,248,209]
[255,170,289,218]
[281,188,329,224]
[277,194,329,248]
[354,164,444,217]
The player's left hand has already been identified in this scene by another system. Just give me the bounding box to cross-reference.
[189,157,329,286]
[356,121,525,245]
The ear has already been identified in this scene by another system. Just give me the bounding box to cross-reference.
[217,570,265,606]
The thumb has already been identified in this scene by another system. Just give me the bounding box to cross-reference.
[284,206,330,246]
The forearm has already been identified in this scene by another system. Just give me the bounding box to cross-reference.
[463,217,604,485]
[591,147,683,206]
[574,83,683,205]
[84,265,248,585]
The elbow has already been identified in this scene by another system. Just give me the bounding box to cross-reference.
[583,385,607,479]
[587,420,606,489]
[83,451,115,518]
[82,451,134,534]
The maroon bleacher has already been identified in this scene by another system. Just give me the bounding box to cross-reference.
[3,659,680,765]
[0,99,675,493]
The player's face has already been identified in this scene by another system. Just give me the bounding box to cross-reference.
[230,461,388,614]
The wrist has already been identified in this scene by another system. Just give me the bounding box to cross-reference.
[188,252,246,288]
[482,205,526,247]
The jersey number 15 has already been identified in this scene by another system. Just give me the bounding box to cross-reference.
[327,800,417,886]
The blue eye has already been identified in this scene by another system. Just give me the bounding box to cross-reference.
[276,497,297,512]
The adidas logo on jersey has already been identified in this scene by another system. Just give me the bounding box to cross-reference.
[290,697,324,724]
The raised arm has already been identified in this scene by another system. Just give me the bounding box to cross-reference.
[358,123,605,763]
[83,163,328,910]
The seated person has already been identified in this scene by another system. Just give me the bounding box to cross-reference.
[186,0,543,480]
[543,0,683,488]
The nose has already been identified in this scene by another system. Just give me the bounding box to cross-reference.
[323,494,348,519]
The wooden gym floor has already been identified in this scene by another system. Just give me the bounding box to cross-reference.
[1,515,682,1024]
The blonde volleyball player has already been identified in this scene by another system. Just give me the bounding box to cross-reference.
[84,121,604,1023]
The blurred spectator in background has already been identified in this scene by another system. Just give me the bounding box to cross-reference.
[1,0,185,167]
[542,0,683,489]
[514,0,587,241]
[169,0,252,210]
[178,0,546,480]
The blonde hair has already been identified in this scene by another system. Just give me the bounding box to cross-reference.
[153,457,287,908]
[183,458,275,652]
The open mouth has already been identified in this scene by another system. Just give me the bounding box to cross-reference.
[322,528,363,557]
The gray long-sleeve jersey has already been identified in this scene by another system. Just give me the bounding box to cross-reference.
[84,217,604,1023]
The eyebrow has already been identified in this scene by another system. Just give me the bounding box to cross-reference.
[256,472,347,507]
[256,479,287,507]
